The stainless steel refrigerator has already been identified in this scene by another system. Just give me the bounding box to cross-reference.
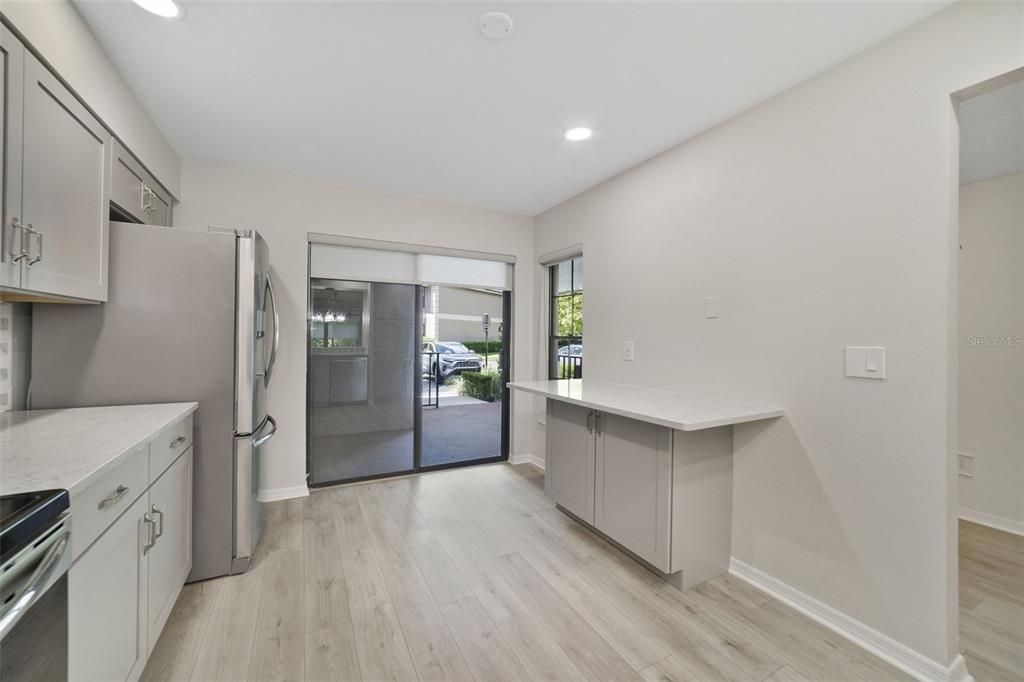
[30,221,279,581]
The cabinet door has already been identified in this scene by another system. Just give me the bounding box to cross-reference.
[147,448,192,652]
[544,400,596,523]
[594,413,672,572]
[110,144,146,223]
[69,493,147,682]
[0,25,24,289]
[20,52,111,301]
[146,185,171,227]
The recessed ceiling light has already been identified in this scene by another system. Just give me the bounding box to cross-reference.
[564,127,593,142]
[132,0,184,19]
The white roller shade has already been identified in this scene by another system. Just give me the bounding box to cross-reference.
[310,244,416,283]
[310,243,513,290]
[415,254,512,290]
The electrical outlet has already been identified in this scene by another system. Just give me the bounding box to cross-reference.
[623,341,635,361]
[958,453,974,478]
[704,297,720,319]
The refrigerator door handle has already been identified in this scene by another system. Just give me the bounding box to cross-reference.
[252,414,277,448]
[264,272,280,387]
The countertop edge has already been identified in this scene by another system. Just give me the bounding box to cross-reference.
[508,381,783,431]
[1,401,199,497]
[69,402,199,497]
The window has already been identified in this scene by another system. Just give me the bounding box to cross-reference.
[549,256,583,379]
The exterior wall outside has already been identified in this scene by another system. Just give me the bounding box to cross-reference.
[533,1,1023,669]
[429,286,504,343]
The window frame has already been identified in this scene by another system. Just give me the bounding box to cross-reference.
[548,256,583,379]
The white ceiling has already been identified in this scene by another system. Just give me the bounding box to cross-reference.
[959,79,1024,186]
[74,0,952,216]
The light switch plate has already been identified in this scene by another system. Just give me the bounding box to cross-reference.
[623,341,635,361]
[845,346,886,379]
[704,297,720,319]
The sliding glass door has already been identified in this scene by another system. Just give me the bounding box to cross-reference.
[307,279,418,485]
[307,276,511,487]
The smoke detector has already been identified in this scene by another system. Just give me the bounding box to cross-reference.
[479,12,514,40]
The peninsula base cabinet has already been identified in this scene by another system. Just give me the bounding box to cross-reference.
[68,418,194,682]
[545,400,733,590]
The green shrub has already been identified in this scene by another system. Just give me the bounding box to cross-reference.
[461,341,502,355]
[460,370,502,402]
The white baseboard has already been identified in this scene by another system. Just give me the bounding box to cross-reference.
[258,485,310,502]
[729,558,972,682]
[959,507,1024,537]
[509,453,545,470]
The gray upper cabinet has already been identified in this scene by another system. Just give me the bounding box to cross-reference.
[0,25,24,290]
[19,52,111,302]
[544,400,596,523]
[111,140,173,227]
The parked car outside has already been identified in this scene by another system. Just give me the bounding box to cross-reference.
[422,341,484,378]
[557,343,583,358]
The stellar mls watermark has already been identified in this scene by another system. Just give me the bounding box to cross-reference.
[966,335,1023,347]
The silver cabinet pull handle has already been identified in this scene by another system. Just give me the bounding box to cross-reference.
[595,412,603,436]
[170,435,187,449]
[143,513,157,554]
[98,485,129,510]
[141,185,154,214]
[586,410,594,433]
[151,505,164,539]
[26,225,42,266]
[10,219,29,263]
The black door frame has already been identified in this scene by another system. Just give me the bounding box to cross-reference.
[416,286,511,473]
[306,279,511,488]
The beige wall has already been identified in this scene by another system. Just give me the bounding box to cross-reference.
[534,0,1023,670]
[2,0,181,196]
[958,172,1024,530]
[173,160,536,498]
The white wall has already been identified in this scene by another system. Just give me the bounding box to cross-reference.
[958,172,1024,533]
[2,0,181,196]
[173,160,536,498]
[533,0,1023,672]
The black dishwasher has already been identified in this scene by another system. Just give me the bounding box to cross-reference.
[0,489,71,682]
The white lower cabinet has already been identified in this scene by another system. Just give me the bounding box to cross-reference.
[545,400,733,589]
[544,400,596,523]
[594,412,672,571]
[68,419,193,682]
[69,493,149,682]
[146,449,192,653]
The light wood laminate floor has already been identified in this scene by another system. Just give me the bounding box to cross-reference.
[138,464,1001,681]
[959,520,1024,681]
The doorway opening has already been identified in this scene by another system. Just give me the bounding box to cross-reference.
[954,72,1024,680]
[420,285,511,469]
[306,278,511,487]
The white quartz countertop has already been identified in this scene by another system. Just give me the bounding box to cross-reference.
[508,380,783,431]
[0,403,198,497]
